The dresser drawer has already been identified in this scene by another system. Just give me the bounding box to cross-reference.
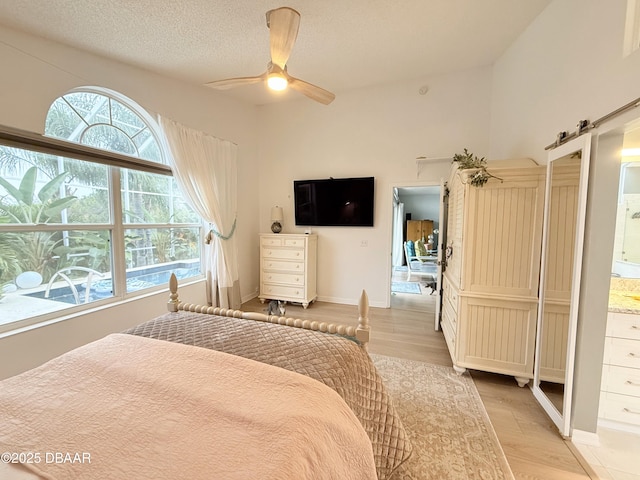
[441,300,457,352]
[261,237,284,247]
[607,312,640,340]
[443,279,458,313]
[262,248,304,260]
[601,364,640,397]
[262,259,304,273]
[603,337,640,369]
[262,272,304,286]
[261,284,305,300]
[599,391,640,426]
[284,238,306,247]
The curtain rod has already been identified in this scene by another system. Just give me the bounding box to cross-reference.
[0,124,173,176]
[545,96,640,150]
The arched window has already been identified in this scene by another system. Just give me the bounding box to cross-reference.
[0,88,202,330]
[45,88,163,162]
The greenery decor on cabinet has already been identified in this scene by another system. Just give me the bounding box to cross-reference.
[452,148,503,187]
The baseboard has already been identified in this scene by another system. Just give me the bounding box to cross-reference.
[241,291,259,304]
[598,418,640,435]
[316,294,386,308]
[571,429,600,447]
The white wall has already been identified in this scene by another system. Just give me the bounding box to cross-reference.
[258,66,492,306]
[489,0,640,433]
[0,25,261,378]
[490,1,640,164]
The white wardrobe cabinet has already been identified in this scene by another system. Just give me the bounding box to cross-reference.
[441,161,546,386]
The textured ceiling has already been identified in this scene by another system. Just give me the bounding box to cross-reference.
[0,0,550,105]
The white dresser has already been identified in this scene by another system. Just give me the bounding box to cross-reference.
[600,310,640,428]
[259,234,317,308]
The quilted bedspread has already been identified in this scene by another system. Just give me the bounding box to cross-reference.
[0,334,377,480]
[124,311,412,480]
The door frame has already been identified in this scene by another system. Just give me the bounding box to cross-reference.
[388,181,445,324]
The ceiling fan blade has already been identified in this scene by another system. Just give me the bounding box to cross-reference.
[267,7,300,69]
[288,76,335,105]
[204,74,265,90]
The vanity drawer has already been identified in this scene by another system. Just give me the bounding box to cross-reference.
[262,272,304,286]
[599,391,640,426]
[262,259,304,273]
[607,312,640,341]
[601,364,640,397]
[603,337,640,369]
[262,248,304,260]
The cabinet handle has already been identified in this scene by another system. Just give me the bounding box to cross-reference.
[628,352,637,357]
[632,325,638,330]
[624,380,640,386]
[623,407,640,415]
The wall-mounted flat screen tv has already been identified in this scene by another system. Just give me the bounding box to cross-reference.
[294,176,374,227]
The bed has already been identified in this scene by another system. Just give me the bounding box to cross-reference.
[0,275,411,480]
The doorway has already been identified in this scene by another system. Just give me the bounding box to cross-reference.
[390,185,442,316]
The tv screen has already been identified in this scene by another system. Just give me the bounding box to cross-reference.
[294,177,374,227]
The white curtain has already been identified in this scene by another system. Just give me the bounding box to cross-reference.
[158,116,241,309]
[392,188,405,267]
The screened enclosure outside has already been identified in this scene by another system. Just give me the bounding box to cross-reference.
[0,89,202,327]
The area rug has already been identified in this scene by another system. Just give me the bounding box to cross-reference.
[371,354,515,480]
[391,281,422,295]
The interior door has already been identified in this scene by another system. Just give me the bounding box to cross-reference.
[434,179,448,331]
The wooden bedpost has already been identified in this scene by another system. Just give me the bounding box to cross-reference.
[167,273,179,312]
[166,275,371,347]
[356,289,371,349]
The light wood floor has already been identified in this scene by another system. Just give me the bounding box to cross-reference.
[242,274,594,480]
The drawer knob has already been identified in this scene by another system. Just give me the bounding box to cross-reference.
[629,352,637,357]
[632,325,638,329]
[624,380,639,386]
[623,407,640,415]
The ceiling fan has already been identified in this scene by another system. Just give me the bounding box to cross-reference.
[205,7,335,105]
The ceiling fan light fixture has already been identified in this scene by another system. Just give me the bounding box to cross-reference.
[267,73,288,91]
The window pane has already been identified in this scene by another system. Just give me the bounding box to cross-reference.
[0,148,110,224]
[122,170,199,224]
[45,97,85,140]
[62,92,110,126]
[81,124,138,156]
[124,227,201,293]
[132,129,163,163]
[0,229,113,326]
[111,99,146,137]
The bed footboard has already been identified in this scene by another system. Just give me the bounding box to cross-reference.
[166,274,371,348]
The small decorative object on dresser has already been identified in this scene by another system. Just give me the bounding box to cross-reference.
[270,206,283,233]
[260,233,317,308]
